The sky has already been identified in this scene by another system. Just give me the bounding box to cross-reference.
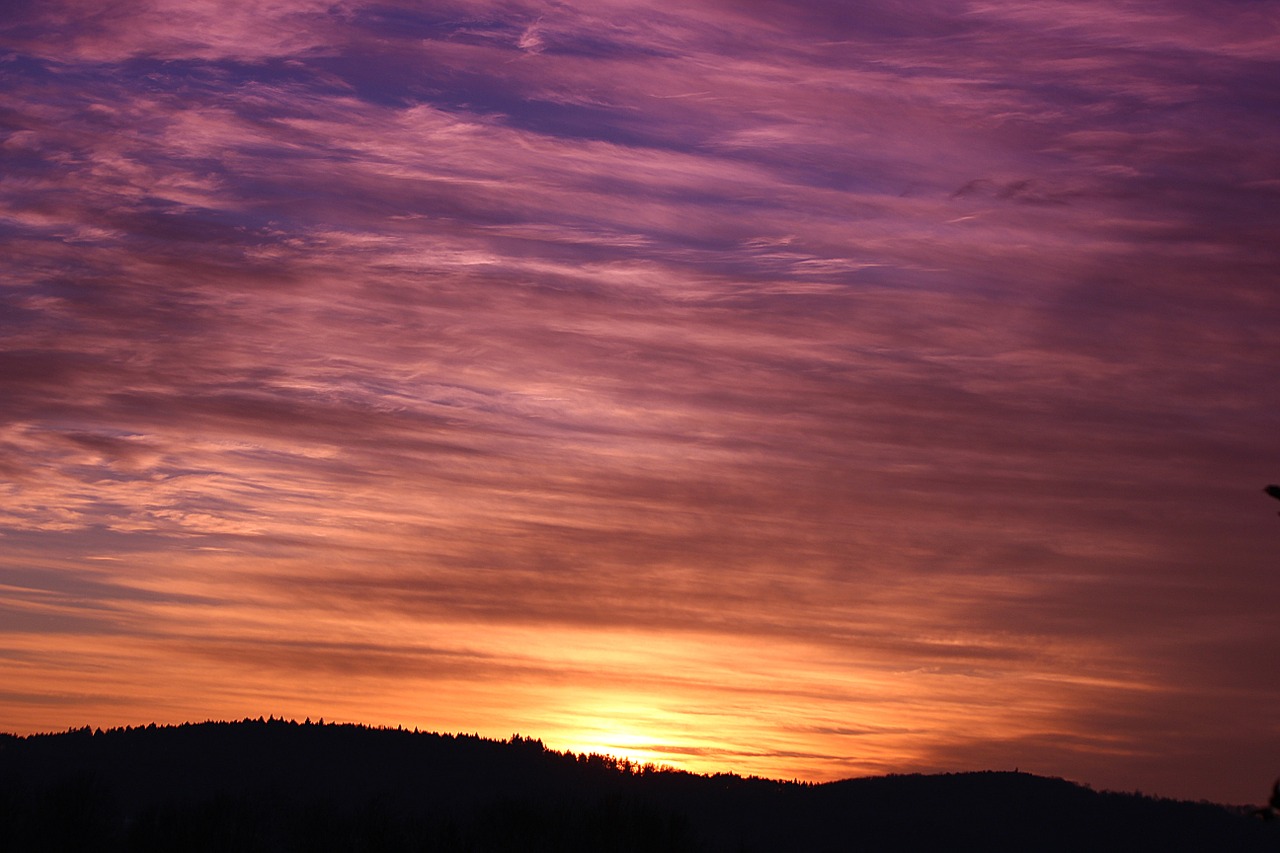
[2,0,1279,805]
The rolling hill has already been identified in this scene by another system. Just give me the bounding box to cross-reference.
[1,719,1274,852]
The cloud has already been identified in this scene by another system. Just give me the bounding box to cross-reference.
[1,0,1278,803]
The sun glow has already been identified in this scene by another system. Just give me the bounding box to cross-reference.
[540,697,694,770]
[557,729,677,770]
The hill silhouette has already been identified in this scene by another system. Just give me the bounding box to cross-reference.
[1,719,1275,852]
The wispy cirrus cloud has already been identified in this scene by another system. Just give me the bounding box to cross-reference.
[2,0,1278,802]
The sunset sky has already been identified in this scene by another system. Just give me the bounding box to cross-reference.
[2,0,1279,804]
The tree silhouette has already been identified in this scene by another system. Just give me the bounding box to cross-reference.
[1252,779,1280,820]
[1,722,1277,852]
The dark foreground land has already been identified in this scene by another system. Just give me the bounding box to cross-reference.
[1,720,1275,852]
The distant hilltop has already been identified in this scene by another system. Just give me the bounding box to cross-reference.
[1,719,1276,852]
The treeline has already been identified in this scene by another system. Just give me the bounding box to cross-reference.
[1,720,1275,852]
[13,718,671,774]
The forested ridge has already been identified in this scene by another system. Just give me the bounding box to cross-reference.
[1,719,1274,852]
